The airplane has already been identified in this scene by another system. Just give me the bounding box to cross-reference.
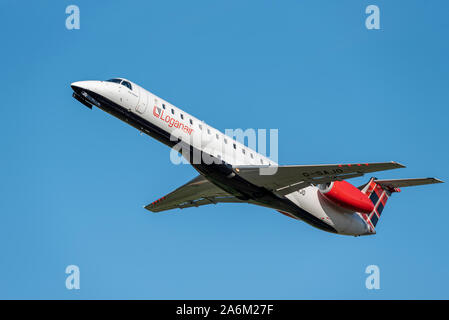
[70,78,443,236]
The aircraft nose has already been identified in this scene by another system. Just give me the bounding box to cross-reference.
[70,80,100,94]
[71,80,87,91]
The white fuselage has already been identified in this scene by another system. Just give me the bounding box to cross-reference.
[71,79,372,236]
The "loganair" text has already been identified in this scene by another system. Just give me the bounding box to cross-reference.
[153,106,194,135]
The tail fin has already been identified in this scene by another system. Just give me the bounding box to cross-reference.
[360,177,443,230]
[360,178,393,228]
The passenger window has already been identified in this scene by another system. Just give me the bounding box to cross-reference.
[224,138,227,144]
[260,159,264,164]
[162,104,166,109]
[216,133,219,140]
[207,128,211,134]
[171,109,175,115]
[199,124,202,130]
[242,149,245,154]
[189,119,193,125]
[181,114,184,119]
[233,143,236,149]
[250,153,254,159]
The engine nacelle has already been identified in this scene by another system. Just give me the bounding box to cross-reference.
[318,181,374,214]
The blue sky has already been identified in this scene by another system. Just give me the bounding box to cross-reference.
[0,0,448,299]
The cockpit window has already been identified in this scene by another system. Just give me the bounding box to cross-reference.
[106,78,122,84]
[106,78,132,90]
[121,81,132,90]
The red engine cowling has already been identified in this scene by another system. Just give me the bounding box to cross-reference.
[318,180,374,214]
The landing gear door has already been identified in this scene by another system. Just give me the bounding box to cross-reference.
[136,88,148,114]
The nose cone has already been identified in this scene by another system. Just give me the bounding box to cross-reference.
[71,80,101,95]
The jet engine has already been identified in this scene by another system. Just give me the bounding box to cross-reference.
[318,181,374,214]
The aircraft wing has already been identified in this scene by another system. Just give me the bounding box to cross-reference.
[144,175,243,213]
[235,161,405,196]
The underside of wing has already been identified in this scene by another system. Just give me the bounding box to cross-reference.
[144,175,243,213]
[235,161,405,196]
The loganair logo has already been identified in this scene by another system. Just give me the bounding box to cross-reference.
[153,106,194,135]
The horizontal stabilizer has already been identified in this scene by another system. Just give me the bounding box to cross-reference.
[374,178,443,189]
